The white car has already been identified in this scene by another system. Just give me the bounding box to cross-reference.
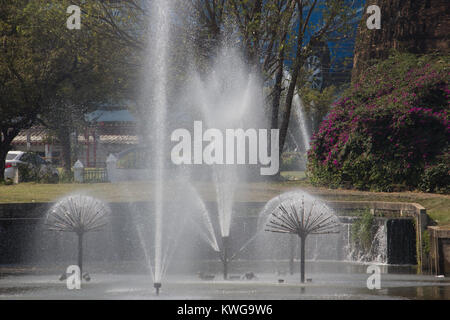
[4,151,59,182]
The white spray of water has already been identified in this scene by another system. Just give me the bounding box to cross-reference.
[256,190,340,265]
[146,0,171,284]
[185,183,220,252]
[371,223,387,264]
[187,48,264,240]
[345,220,388,264]
[283,71,311,152]
[292,94,311,151]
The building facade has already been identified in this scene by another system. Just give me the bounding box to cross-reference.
[11,109,139,167]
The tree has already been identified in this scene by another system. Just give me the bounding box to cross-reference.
[184,0,357,160]
[276,1,356,157]
[300,85,339,132]
[0,0,137,178]
[0,0,76,180]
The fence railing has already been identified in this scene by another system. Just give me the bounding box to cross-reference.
[82,168,108,183]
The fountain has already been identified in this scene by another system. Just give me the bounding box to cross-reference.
[292,94,311,152]
[136,0,295,286]
[45,194,110,283]
[133,177,221,295]
[197,50,264,279]
[258,191,340,282]
[283,71,312,152]
[141,0,171,295]
[0,0,446,302]
[344,216,388,264]
[59,2,380,294]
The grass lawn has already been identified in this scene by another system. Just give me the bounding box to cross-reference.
[0,174,449,225]
[280,171,307,180]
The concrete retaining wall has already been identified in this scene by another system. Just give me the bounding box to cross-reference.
[0,200,428,269]
[428,226,450,276]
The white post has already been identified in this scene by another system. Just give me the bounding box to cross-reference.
[106,154,118,183]
[13,166,19,184]
[73,160,84,183]
[45,144,53,161]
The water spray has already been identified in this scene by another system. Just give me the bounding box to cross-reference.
[45,195,109,282]
[289,235,295,275]
[265,198,340,283]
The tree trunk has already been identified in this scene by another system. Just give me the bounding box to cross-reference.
[0,147,8,182]
[352,0,450,82]
[0,128,19,181]
[58,127,72,173]
[279,61,301,157]
[279,1,306,158]
[271,47,285,130]
[268,48,286,180]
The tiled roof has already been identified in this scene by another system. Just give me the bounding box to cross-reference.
[12,127,138,145]
[78,135,139,144]
[100,135,138,144]
[11,127,50,145]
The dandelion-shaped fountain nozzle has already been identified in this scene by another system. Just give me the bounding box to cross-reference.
[264,193,340,282]
[45,194,110,282]
[45,194,110,235]
[265,196,340,237]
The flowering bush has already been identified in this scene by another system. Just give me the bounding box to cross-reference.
[307,53,449,193]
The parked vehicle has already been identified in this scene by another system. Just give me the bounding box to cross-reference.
[4,151,59,182]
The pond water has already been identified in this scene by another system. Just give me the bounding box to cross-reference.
[1,261,448,300]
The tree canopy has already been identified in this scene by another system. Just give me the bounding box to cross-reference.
[183,0,358,155]
[1,0,360,179]
[0,0,137,177]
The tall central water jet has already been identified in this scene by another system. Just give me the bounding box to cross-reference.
[145,0,171,294]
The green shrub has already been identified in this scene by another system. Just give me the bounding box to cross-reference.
[3,179,14,186]
[17,163,40,182]
[307,53,449,192]
[38,170,59,184]
[422,229,431,257]
[59,170,74,183]
[351,210,375,253]
[17,163,59,184]
[418,153,450,193]
[281,152,305,171]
